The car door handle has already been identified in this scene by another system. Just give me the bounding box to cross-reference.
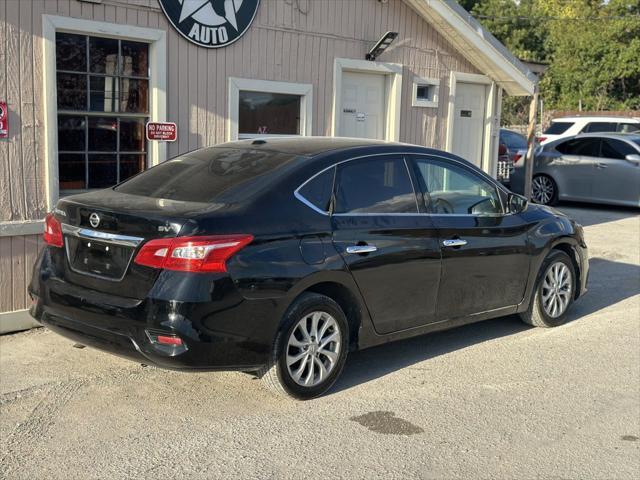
[596,163,608,169]
[345,245,377,254]
[442,238,468,248]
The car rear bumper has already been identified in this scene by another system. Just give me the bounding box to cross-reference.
[29,250,281,372]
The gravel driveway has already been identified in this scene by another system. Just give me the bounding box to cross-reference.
[1,204,639,479]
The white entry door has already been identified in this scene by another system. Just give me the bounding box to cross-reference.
[451,82,487,167]
[340,72,386,139]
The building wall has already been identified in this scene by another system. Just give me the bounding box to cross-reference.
[0,0,482,317]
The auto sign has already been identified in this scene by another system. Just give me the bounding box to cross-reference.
[159,0,260,49]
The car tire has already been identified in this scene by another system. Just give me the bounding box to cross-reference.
[532,174,558,206]
[519,249,576,328]
[258,292,349,400]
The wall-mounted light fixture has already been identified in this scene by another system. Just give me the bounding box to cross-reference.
[366,31,398,61]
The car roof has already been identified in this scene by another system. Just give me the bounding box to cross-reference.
[213,136,402,156]
[552,116,640,123]
[576,132,640,141]
[500,128,525,136]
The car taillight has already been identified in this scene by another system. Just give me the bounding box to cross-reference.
[43,213,64,247]
[134,234,253,273]
[513,153,523,164]
[536,136,547,143]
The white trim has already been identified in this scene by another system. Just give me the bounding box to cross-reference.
[331,58,403,142]
[405,0,535,96]
[446,72,495,173]
[42,15,167,210]
[0,220,44,237]
[227,78,313,141]
[412,76,440,108]
[483,82,500,177]
[0,309,41,335]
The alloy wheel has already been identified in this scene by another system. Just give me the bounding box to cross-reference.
[541,262,572,318]
[532,176,554,205]
[286,311,341,387]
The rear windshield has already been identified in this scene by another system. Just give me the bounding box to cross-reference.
[544,122,574,135]
[115,147,300,203]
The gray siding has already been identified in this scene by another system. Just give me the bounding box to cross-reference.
[0,0,480,314]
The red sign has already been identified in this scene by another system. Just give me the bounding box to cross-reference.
[0,101,8,139]
[146,121,177,142]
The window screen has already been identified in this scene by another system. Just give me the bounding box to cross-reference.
[334,157,417,214]
[238,91,301,137]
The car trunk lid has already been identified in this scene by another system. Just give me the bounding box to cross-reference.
[53,189,216,298]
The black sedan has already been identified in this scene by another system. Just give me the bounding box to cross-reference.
[30,138,589,399]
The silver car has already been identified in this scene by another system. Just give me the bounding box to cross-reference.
[510,133,640,208]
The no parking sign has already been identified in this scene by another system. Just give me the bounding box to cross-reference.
[0,101,7,138]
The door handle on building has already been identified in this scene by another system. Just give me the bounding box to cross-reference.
[442,238,467,248]
[346,245,378,254]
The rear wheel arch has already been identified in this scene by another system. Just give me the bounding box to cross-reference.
[300,282,362,351]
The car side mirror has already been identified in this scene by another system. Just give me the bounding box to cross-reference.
[625,154,640,165]
[508,192,528,214]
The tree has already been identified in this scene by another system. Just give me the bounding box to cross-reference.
[461,0,640,115]
[470,0,548,62]
[539,0,640,110]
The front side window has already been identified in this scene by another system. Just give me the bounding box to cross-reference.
[556,138,601,157]
[601,139,636,160]
[56,32,149,193]
[412,158,502,215]
[334,157,417,214]
[239,91,301,138]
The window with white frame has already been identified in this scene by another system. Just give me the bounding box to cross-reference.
[229,78,313,140]
[55,32,149,193]
[412,76,440,108]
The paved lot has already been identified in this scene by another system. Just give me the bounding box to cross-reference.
[1,204,639,479]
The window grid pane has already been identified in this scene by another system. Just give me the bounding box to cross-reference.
[56,32,149,192]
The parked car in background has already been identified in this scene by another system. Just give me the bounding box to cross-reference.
[497,129,529,185]
[537,116,640,145]
[30,138,589,399]
[510,133,640,207]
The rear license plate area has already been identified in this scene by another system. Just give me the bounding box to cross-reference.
[66,236,133,280]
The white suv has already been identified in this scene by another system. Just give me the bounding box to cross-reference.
[538,116,640,145]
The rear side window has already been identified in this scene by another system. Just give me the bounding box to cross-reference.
[556,138,601,157]
[297,168,334,213]
[545,122,573,134]
[334,157,417,214]
[583,122,617,133]
[618,123,640,133]
[601,139,636,159]
[115,147,298,202]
